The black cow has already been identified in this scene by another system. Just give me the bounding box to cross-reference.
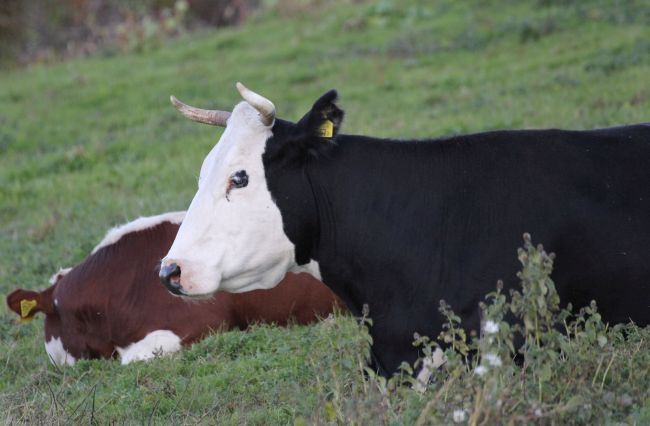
[160,83,650,376]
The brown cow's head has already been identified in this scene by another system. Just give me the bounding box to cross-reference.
[7,269,85,366]
[7,266,184,366]
[6,213,194,366]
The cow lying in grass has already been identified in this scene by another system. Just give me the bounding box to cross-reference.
[7,212,342,366]
[159,83,650,377]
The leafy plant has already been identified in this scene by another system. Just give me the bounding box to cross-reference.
[316,234,649,424]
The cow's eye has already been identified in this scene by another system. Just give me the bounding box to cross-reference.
[226,170,249,201]
[230,170,249,189]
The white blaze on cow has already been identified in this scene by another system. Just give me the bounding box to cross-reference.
[162,90,299,296]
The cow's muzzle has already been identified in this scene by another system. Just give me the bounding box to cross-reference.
[159,263,183,295]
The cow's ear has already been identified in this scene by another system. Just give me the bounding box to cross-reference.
[268,90,344,162]
[6,288,55,322]
[300,89,344,140]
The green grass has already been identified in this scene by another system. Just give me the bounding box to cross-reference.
[1,0,649,423]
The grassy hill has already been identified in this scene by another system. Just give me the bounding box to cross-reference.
[1,0,649,423]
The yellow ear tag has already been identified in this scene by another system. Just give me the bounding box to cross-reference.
[20,299,37,321]
[318,120,334,138]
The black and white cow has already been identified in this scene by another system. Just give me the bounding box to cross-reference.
[160,83,650,376]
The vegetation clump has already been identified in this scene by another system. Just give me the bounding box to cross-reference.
[310,235,649,425]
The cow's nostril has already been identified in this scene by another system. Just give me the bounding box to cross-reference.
[160,263,183,295]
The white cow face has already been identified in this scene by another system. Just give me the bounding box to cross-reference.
[161,99,297,297]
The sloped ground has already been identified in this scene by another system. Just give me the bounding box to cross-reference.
[1,0,649,423]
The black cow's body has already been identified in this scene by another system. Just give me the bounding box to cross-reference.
[163,87,650,377]
[265,103,650,375]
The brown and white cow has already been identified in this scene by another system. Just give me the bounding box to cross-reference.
[6,212,343,366]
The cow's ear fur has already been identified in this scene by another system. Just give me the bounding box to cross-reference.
[292,90,344,156]
[267,90,344,162]
[6,287,55,320]
[299,89,344,140]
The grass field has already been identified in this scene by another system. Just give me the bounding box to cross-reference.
[1,0,649,423]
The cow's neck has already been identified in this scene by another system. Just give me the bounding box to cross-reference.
[267,134,442,373]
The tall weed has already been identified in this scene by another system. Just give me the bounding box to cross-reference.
[316,235,649,424]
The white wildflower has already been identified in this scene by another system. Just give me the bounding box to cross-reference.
[413,348,447,393]
[474,365,488,376]
[484,320,499,334]
[483,352,502,367]
[414,357,433,394]
[452,409,467,423]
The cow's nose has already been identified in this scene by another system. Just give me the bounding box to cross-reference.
[160,263,183,295]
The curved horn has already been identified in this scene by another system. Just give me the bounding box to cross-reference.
[170,96,231,127]
[236,82,276,126]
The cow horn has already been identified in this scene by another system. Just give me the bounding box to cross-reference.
[236,82,276,126]
[169,96,231,127]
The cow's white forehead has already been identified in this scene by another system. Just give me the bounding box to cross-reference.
[231,100,273,131]
[198,101,271,184]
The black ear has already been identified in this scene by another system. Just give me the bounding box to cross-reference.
[298,89,344,140]
[266,90,345,163]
